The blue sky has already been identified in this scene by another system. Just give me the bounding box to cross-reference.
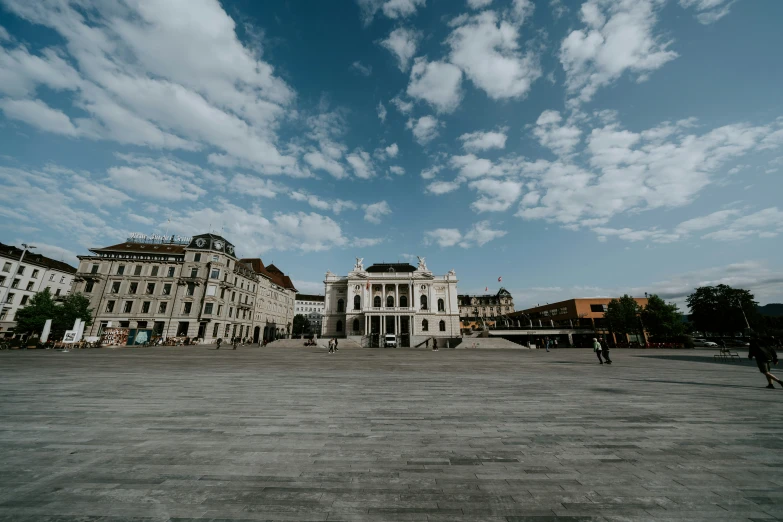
[1,0,782,308]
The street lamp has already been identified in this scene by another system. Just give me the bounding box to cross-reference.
[735,298,751,331]
[0,243,36,315]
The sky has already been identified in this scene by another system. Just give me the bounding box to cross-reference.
[1,0,782,310]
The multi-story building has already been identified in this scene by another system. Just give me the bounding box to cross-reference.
[240,259,297,341]
[322,257,459,347]
[0,242,77,338]
[295,294,325,335]
[74,233,296,343]
[458,287,515,330]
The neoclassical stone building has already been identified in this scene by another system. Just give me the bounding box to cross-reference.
[75,233,296,343]
[322,257,459,347]
[458,287,515,330]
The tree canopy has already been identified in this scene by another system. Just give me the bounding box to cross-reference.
[292,314,310,336]
[14,288,93,340]
[686,284,757,335]
[641,294,684,341]
[605,295,643,336]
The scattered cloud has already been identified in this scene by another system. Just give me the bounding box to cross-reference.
[679,0,736,24]
[389,165,405,175]
[459,128,508,152]
[353,236,385,247]
[380,27,421,71]
[424,220,506,247]
[407,58,463,113]
[533,110,582,156]
[469,178,523,212]
[385,143,399,157]
[346,149,375,179]
[377,101,387,122]
[230,174,284,198]
[357,0,427,25]
[351,60,373,76]
[426,180,462,194]
[406,115,441,145]
[290,191,357,213]
[467,0,493,9]
[421,165,442,179]
[391,94,414,114]
[363,200,392,223]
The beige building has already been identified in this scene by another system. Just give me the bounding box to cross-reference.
[323,257,460,347]
[458,288,515,330]
[0,242,77,338]
[75,233,296,343]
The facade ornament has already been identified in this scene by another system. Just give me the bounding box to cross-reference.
[354,257,364,271]
[448,268,456,276]
[417,256,427,271]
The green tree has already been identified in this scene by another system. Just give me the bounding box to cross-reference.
[13,289,93,340]
[641,294,684,341]
[686,284,757,335]
[292,314,310,336]
[605,295,643,339]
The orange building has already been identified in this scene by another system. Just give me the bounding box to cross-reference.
[509,297,649,347]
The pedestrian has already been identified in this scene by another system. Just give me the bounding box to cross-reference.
[425,338,429,349]
[748,336,781,389]
[600,337,612,364]
[216,337,222,350]
[433,338,438,351]
[333,338,338,351]
[328,338,334,354]
[593,338,605,364]
[553,338,558,349]
[545,336,550,352]
[232,337,238,350]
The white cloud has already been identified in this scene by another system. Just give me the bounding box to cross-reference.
[674,209,741,235]
[426,180,462,194]
[290,191,357,214]
[357,0,426,24]
[549,0,568,19]
[450,154,497,179]
[424,220,506,248]
[406,115,441,145]
[351,60,373,76]
[511,0,535,23]
[469,178,523,212]
[389,165,405,175]
[380,27,421,71]
[701,207,783,241]
[230,174,284,198]
[304,151,347,179]
[391,95,414,114]
[385,143,399,157]
[679,0,736,24]
[407,58,463,113]
[0,25,10,41]
[533,110,582,156]
[560,0,678,106]
[107,165,206,201]
[377,101,387,122]
[448,11,541,100]
[346,149,375,179]
[353,237,385,247]
[363,200,392,223]
[421,165,442,179]
[459,128,508,152]
[0,98,80,136]
[468,0,493,8]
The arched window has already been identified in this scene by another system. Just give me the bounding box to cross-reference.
[400,295,408,308]
[439,320,446,332]
[420,295,428,310]
[437,298,444,311]
[353,295,360,310]
[336,320,343,332]
[422,319,428,332]
[352,318,360,333]
[374,295,381,307]
[337,299,344,312]
[386,295,394,308]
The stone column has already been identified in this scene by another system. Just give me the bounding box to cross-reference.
[395,284,399,310]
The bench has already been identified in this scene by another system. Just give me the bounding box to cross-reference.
[714,345,740,361]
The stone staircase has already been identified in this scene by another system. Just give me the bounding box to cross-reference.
[459,336,532,349]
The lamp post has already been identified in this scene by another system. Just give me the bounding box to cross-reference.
[0,243,36,318]
[736,298,750,331]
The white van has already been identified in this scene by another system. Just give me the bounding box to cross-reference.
[384,334,397,348]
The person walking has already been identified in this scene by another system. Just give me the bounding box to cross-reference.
[593,338,605,364]
[748,336,781,389]
[328,338,334,354]
[232,337,238,350]
[600,337,612,364]
[216,337,222,350]
[433,338,438,351]
[425,338,429,349]
[545,336,550,352]
[333,338,338,352]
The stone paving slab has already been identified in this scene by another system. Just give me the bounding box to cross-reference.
[1,346,782,521]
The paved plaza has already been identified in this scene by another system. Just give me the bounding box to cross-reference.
[1,344,782,522]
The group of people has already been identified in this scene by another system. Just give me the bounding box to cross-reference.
[535,337,558,352]
[592,337,612,364]
[214,336,254,350]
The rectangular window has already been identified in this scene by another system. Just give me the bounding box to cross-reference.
[146,283,155,294]
[210,269,220,279]
[590,304,608,313]
[129,282,138,294]
[117,265,125,275]
[190,268,198,278]
[194,253,202,262]
[20,295,29,306]
[141,301,151,313]
[32,269,40,278]
[11,279,19,289]
[213,323,219,337]
[220,288,226,299]
[26,282,34,291]
[151,266,159,277]
[212,255,219,262]
[6,293,14,304]
[204,303,213,315]
[85,280,95,293]
[232,291,236,302]
[206,285,216,296]
[163,283,172,295]
[0,310,6,320]
[106,300,115,312]
[228,307,233,318]
[186,283,195,296]
[17,266,24,275]
[167,267,175,277]
[123,301,133,313]
[134,265,142,276]
[559,307,568,315]
[90,265,98,274]
[158,302,168,314]
[217,305,223,315]
[2,262,10,272]
[183,302,192,314]
[111,281,120,293]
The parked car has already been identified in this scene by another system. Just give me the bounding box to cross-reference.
[384,334,397,348]
[726,339,750,347]
[692,338,718,347]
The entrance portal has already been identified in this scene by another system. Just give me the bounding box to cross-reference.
[253,326,260,344]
